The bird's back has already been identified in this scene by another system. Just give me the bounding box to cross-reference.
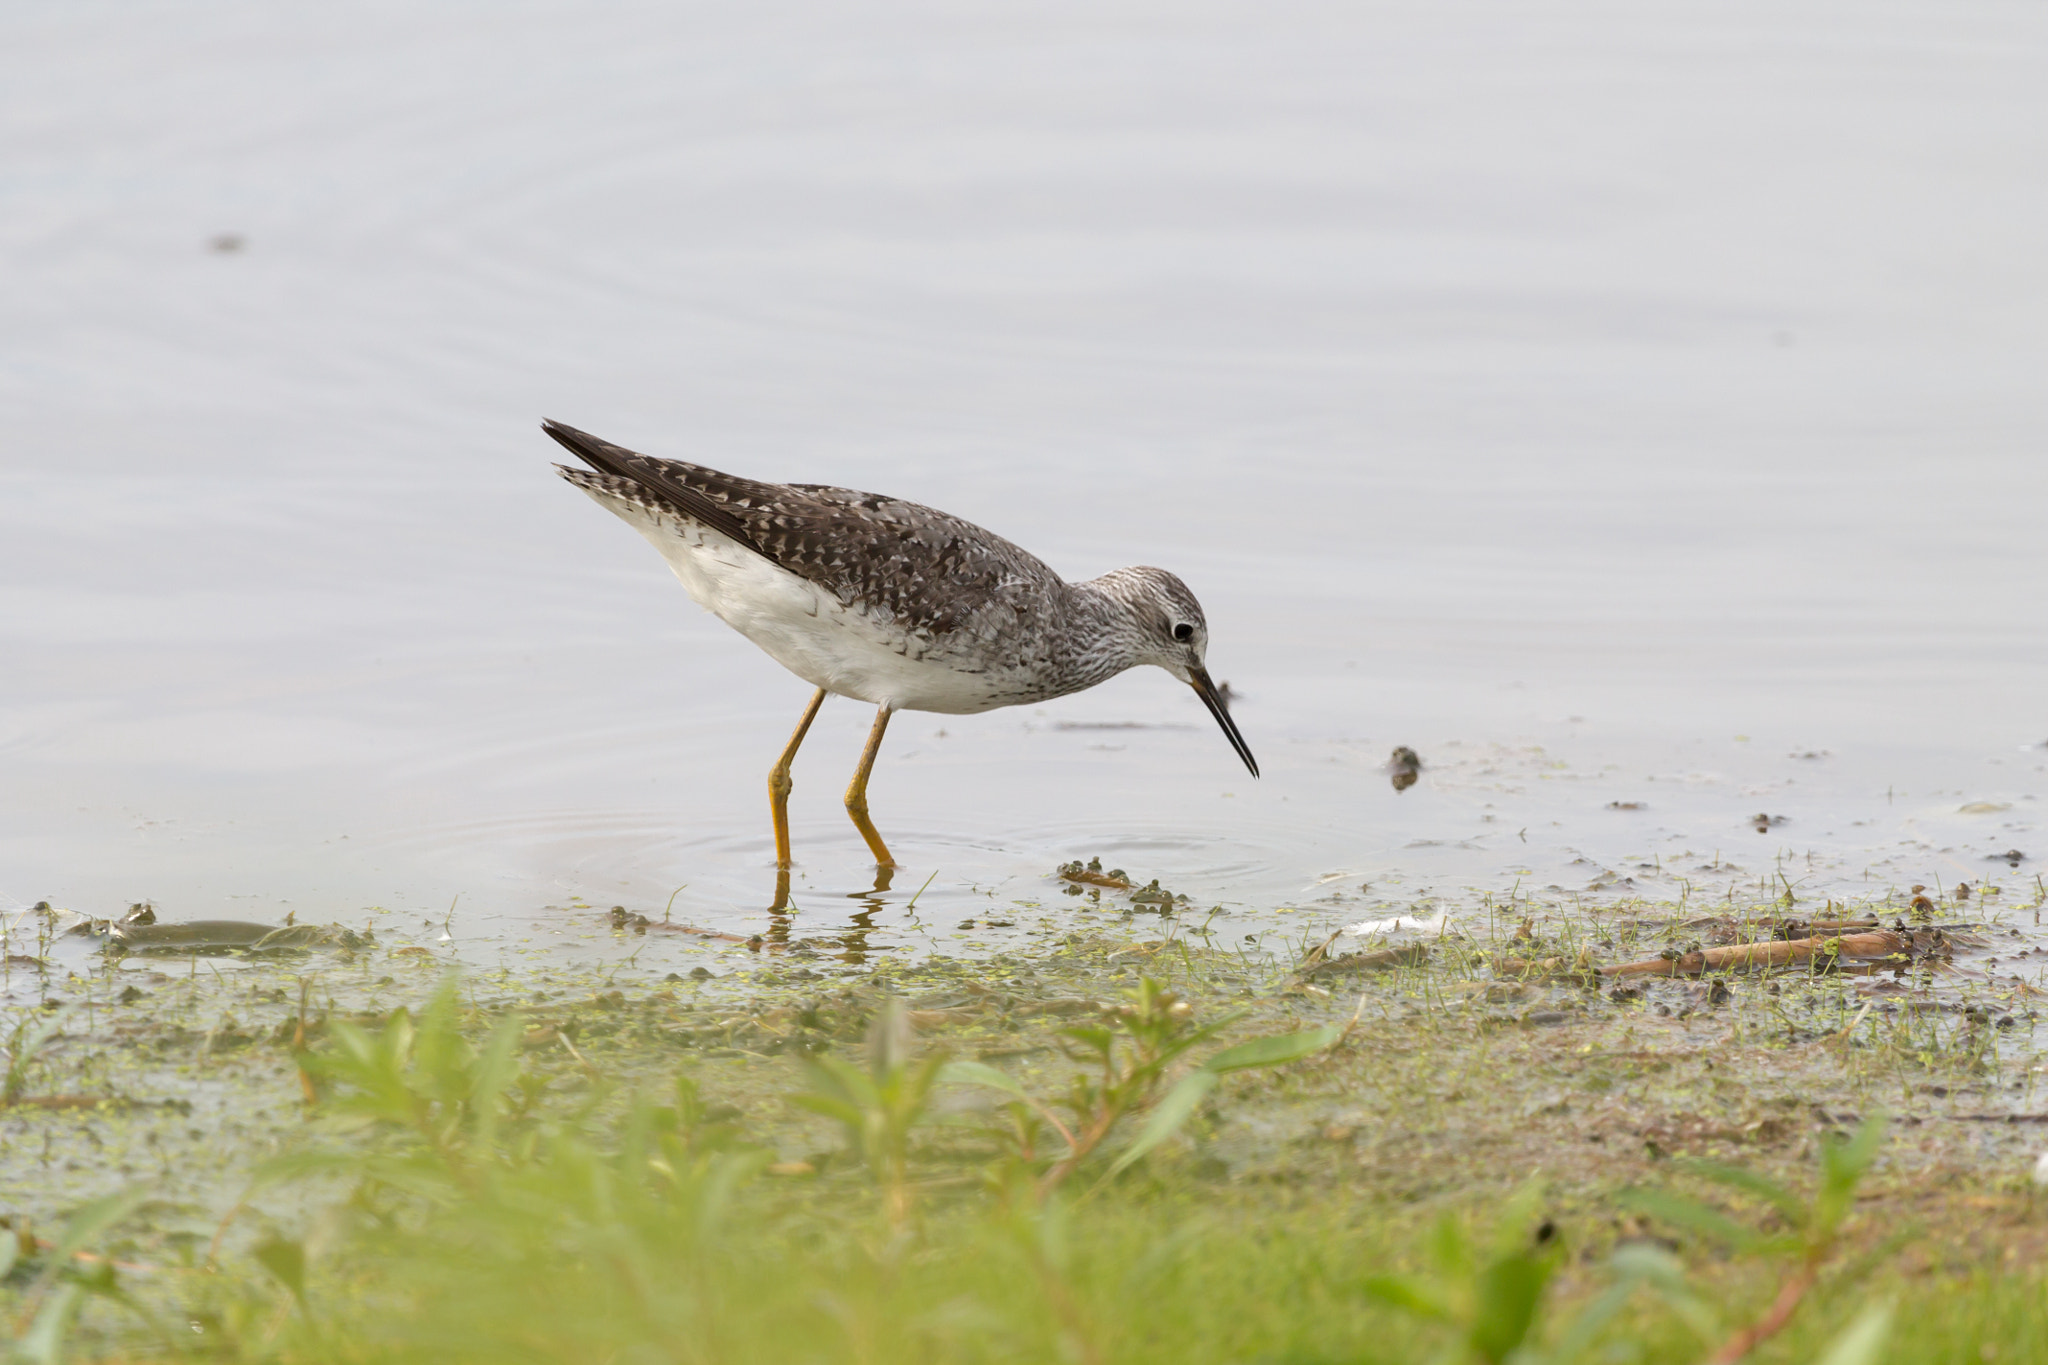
[545,421,1065,636]
[547,422,1104,711]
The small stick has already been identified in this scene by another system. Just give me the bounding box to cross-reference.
[1828,1000,1874,1045]
[292,979,317,1106]
[1299,929,1343,971]
[1301,944,1429,978]
[1603,931,1908,978]
[637,920,756,944]
[1704,1260,1820,1364]
[556,1031,599,1076]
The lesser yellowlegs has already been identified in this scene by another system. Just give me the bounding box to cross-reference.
[543,419,1256,884]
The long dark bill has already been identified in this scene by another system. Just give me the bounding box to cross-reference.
[1190,666,1259,779]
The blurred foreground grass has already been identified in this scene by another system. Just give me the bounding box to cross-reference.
[9,899,2048,1362]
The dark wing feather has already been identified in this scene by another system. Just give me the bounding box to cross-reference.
[542,419,774,557]
[543,420,1065,635]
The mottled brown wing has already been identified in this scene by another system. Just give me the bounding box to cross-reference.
[775,482,1064,633]
[543,420,1061,634]
[543,419,784,556]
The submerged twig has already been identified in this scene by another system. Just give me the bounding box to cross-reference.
[1604,931,1917,978]
[1299,944,1430,979]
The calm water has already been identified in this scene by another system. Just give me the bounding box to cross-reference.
[5,0,2045,978]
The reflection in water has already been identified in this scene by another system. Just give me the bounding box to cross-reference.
[835,903,879,965]
[761,864,898,962]
[832,864,896,964]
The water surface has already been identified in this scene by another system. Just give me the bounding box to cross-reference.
[5,0,2045,977]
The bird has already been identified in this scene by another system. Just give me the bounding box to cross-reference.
[542,419,1256,897]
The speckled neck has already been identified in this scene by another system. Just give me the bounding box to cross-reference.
[1051,571,1161,695]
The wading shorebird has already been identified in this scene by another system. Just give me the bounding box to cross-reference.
[544,420,1256,898]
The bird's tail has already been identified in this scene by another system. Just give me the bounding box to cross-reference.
[540,419,768,556]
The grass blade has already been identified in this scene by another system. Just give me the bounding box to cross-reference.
[1199,1024,1342,1074]
[1106,1070,1217,1177]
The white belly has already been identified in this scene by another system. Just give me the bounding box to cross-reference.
[588,489,1009,714]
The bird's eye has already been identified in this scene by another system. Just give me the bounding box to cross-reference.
[1172,623,1194,643]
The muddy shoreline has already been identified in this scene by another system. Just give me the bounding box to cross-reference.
[8,875,2048,1248]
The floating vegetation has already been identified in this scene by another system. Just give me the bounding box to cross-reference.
[1055,860,1189,914]
[107,921,370,954]
[1057,856,1131,889]
[53,903,373,956]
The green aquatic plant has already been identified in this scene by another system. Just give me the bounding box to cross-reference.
[2,1190,158,1365]
[1350,1117,1894,1365]
[791,996,950,1223]
[1355,1184,1573,1365]
[3,955,1951,1365]
[266,976,528,1194]
[227,978,768,1362]
[2,1009,70,1106]
[942,976,1343,1196]
[1627,1114,1894,1364]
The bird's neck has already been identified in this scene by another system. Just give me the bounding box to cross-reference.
[1050,575,1153,695]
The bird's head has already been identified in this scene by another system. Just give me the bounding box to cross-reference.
[1099,566,1258,779]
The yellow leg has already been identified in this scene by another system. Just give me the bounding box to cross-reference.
[844,704,897,868]
[769,687,829,870]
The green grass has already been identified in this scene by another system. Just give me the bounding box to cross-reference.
[9,890,2048,1364]
[5,974,2018,1365]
